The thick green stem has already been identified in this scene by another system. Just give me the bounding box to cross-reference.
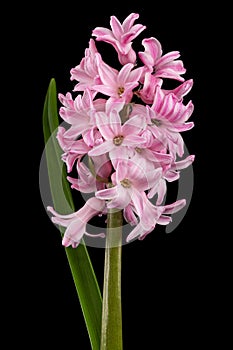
[100,208,123,350]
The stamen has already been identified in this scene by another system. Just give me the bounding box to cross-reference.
[120,178,131,188]
[135,147,142,153]
[118,86,125,96]
[113,135,124,145]
[151,118,162,127]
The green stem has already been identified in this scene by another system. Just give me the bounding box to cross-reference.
[100,208,123,350]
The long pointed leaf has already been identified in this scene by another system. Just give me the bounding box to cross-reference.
[42,78,102,350]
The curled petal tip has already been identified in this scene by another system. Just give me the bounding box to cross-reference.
[190,155,195,161]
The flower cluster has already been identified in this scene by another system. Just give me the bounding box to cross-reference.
[47,13,195,247]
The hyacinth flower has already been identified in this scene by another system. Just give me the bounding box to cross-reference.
[47,197,106,248]
[92,12,146,65]
[42,13,195,350]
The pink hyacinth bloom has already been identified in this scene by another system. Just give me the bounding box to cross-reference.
[88,104,147,163]
[92,13,146,65]
[131,129,172,167]
[67,154,112,193]
[92,55,143,103]
[47,197,106,248]
[70,39,102,92]
[126,197,186,242]
[56,126,91,173]
[95,159,162,212]
[148,155,195,204]
[146,85,194,157]
[58,88,105,139]
[67,161,101,193]
[139,73,162,104]
[139,37,186,81]
[123,204,139,226]
[46,14,195,247]
[163,79,194,100]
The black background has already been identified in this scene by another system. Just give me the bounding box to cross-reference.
[8,2,229,349]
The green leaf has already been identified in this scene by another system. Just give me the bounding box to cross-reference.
[42,78,102,350]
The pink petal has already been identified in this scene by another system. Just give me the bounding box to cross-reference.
[95,186,118,200]
[133,167,162,192]
[92,27,113,38]
[51,216,74,227]
[109,147,132,168]
[107,185,131,209]
[168,122,194,132]
[116,160,129,182]
[163,60,186,74]
[127,66,144,83]
[156,178,167,204]
[61,123,89,139]
[171,155,195,171]
[138,51,154,68]
[121,24,146,44]
[155,68,185,81]
[157,215,172,225]
[88,140,114,156]
[62,235,80,248]
[170,79,193,100]
[156,51,181,66]
[179,101,194,122]
[126,223,146,242]
[123,205,138,226]
[96,56,118,85]
[158,93,174,118]
[109,109,122,136]
[163,199,186,214]
[92,84,117,98]
[164,170,180,182]
[123,134,145,146]
[63,218,86,244]
[122,114,146,135]
[47,206,76,219]
[140,37,162,64]
[95,112,115,139]
[122,13,139,31]
[130,189,144,216]
[118,63,134,84]
[110,16,123,39]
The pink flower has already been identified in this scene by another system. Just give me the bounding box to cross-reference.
[146,85,194,157]
[92,13,146,65]
[138,73,162,104]
[147,155,195,204]
[95,159,162,212]
[130,129,172,167]
[58,89,105,139]
[139,77,194,105]
[47,197,106,248]
[163,79,194,100]
[70,39,102,92]
[88,103,146,163]
[139,37,186,81]
[126,197,186,242]
[92,55,143,103]
[67,161,100,193]
[56,126,91,173]
[67,155,112,193]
